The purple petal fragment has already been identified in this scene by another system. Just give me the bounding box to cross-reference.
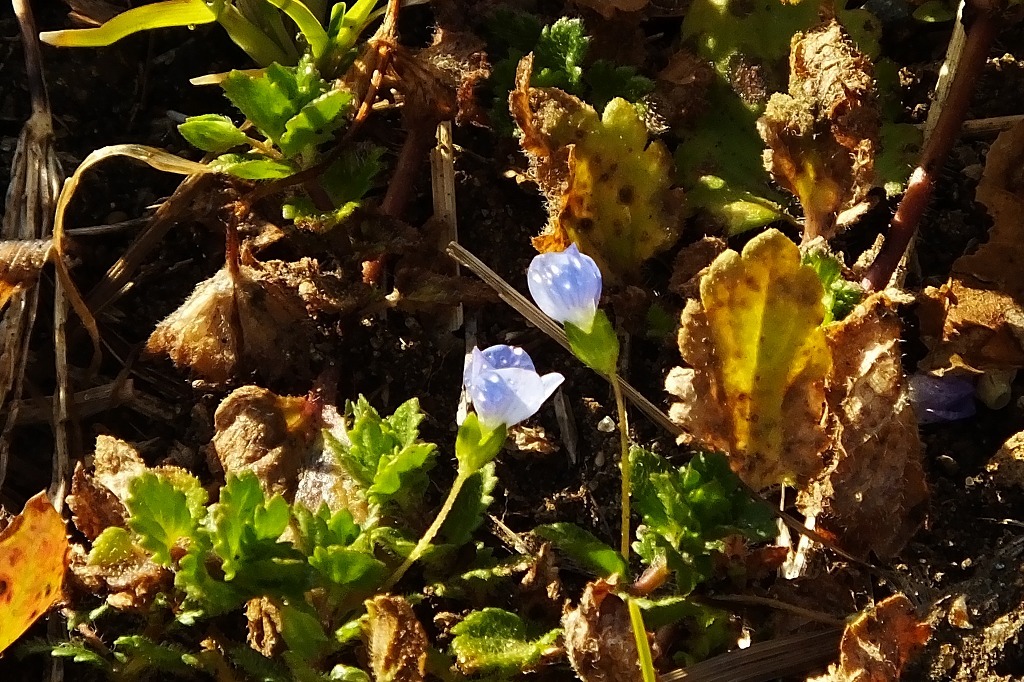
[909,373,976,424]
[527,243,603,331]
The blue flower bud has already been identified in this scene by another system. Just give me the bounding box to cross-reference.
[463,345,564,431]
[527,244,603,333]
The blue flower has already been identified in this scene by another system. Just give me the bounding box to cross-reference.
[463,345,564,431]
[528,244,603,332]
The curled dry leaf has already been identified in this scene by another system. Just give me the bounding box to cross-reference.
[365,595,429,682]
[294,403,371,525]
[69,539,169,612]
[757,20,878,240]
[209,386,320,498]
[919,120,1024,375]
[0,239,51,311]
[0,492,69,654]
[809,594,930,682]
[799,292,928,559]
[666,229,830,490]
[67,435,147,540]
[511,55,684,280]
[563,578,643,682]
[146,259,312,384]
[985,430,1024,490]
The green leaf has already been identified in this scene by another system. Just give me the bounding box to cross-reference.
[534,17,589,88]
[802,249,864,324]
[633,596,730,663]
[208,473,289,581]
[113,635,194,677]
[223,63,304,144]
[450,609,560,676]
[533,523,627,578]
[686,174,787,236]
[913,0,956,22]
[293,503,360,553]
[126,471,205,566]
[39,0,218,48]
[31,640,111,671]
[329,397,439,519]
[308,546,387,595]
[279,601,332,660]
[87,527,143,566]
[328,665,371,681]
[176,542,247,620]
[229,645,292,682]
[210,153,297,179]
[438,462,497,546]
[630,448,775,593]
[178,114,249,153]
[279,88,354,156]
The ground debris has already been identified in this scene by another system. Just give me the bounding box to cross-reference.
[365,595,429,682]
[563,578,643,682]
[799,291,928,559]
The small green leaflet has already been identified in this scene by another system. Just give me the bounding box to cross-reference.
[177,114,249,153]
[533,523,627,578]
[450,608,560,677]
[126,471,205,566]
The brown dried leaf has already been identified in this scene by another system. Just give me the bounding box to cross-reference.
[812,594,930,682]
[246,597,284,657]
[69,542,170,612]
[563,579,643,682]
[146,260,312,384]
[365,595,429,682]
[209,386,319,498]
[757,20,878,240]
[799,292,928,559]
[0,239,51,311]
[919,120,1024,375]
[68,462,127,541]
[986,430,1024,490]
[396,27,491,126]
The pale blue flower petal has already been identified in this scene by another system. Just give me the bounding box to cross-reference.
[909,373,976,424]
[463,345,564,430]
[527,243,602,331]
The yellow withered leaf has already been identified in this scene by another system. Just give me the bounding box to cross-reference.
[667,229,830,489]
[511,55,684,280]
[0,491,69,654]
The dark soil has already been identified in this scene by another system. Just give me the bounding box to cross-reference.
[2,2,1024,680]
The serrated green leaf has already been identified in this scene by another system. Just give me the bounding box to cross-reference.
[87,527,143,566]
[31,640,111,671]
[387,398,425,448]
[533,523,627,578]
[438,462,497,546]
[176,543,246,620]
[279,88,354,156]
[309,546,387,594]
[630,448,774,593]
[534,17,588,88]
[450,608,560,677]
[113,635,194,676]
[178,114,249,153]
[209,473,277,580]
[210,153,297,179]
[802,249,864,324]
[293,503,360,553]
[126,472,203,566]
[223,64,303,144]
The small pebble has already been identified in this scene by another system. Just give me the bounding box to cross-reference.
[936,454,959,476]
[597,416,616,433]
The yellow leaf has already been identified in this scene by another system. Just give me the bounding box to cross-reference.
[0,491,69,654]
[667,229,831,489]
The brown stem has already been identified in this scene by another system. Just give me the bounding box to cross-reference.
[379,119,435,217]
[863,9,999,290]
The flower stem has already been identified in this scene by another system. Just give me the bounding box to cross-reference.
[383,469,470,591]
[612,374,631,558]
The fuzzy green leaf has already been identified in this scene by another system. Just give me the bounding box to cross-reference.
[439,463,497,546]
[450,608,560,676]
[279,601,332,661]
[87,527,144,566]
[208,473,291,581]
[533,523,627,578]
[278,88,354,156]
[113,636,195,677]
[178,114,249,153]
[210,153,297,179]
[223,64,304,144]
[308,546,387,595]
[126,471,205,566]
